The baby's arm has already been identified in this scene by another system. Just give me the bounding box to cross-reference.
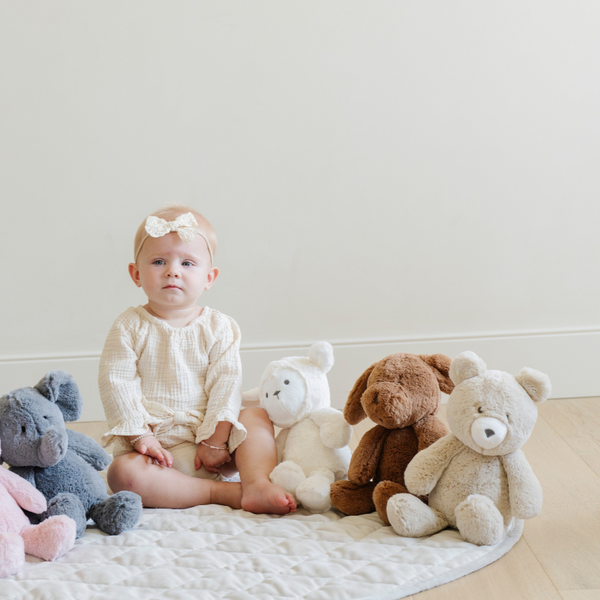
[98,315,162,453]
[195,421,232,474]
[195,316,244,471]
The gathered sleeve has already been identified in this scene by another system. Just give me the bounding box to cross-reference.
[195,316,246,452]
[98,319,162,448]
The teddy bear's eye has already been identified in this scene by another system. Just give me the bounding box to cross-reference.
[506,414,510,421]
[284,380,290,385]
[477,407,483,413]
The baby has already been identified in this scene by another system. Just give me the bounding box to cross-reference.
[99,205,296,514]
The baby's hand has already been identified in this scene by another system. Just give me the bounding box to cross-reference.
[195,442,231,474]
[133,435,173,468]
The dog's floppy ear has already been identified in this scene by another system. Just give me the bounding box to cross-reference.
[344,363,376,425]
[420,354,454,395]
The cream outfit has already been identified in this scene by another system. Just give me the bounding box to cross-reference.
[99,305,246,462]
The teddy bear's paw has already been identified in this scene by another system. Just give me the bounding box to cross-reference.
[89,491,143,536]
[296,474,333,513]
[455,494,505,546]
[45,493,87,539]
[269,461,306,494]
[0,533,25,578]
[21,515,76,561]
[320,417,353,449]
[387,493,447,537]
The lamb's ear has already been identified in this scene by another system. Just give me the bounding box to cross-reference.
[449,351,487,386]
[34,371,83,422]
[344,363,375,425]
[420,354,454,395]
[308,341,334,374]
[515,368,551,404]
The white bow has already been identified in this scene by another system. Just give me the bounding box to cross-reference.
[143,400,205,438]
[145,213,199,244]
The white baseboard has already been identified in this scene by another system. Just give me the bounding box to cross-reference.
[1,329,598,422]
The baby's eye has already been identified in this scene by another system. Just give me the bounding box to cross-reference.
[284,380,290,385]
[182,261,193,267]
[153,259,165,266]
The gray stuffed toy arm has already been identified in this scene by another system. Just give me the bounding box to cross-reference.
[502,450,543,519]
[66,429,111,471]
[7,466,37,488]
[405,433,464,496]
[310,407,353,449]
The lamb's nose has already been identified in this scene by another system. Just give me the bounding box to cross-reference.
[274,390,281,397]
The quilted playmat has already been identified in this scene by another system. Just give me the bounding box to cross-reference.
[2,506,522,599]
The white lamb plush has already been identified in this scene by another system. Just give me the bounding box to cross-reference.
[244,342,352,513]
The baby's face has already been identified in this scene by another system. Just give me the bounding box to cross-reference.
[130,231,217,310]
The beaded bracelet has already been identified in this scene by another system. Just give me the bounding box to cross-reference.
[200,440,228,451]
[130,432,154,447]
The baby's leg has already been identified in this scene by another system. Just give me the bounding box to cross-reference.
[107,452,242,509]
[233,407,297,515]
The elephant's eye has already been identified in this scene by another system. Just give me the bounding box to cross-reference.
[284,380,290,385]
[478,407,483,413]
[21,426,26,434]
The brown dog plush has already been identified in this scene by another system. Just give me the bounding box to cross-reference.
[330,353,452,524]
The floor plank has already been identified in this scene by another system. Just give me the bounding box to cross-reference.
[560,591,600,600]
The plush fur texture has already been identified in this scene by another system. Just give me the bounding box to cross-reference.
[387,351,550,546]
[246,342,352,513]
[330,353,452,524]
[0,439,76,578]
[0,371,143,539]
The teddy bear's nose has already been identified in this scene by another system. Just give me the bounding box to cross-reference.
[485,429,495,438]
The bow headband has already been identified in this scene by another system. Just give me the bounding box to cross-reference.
[134,212,214,264]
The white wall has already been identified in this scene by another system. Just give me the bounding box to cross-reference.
[1,1,599,421]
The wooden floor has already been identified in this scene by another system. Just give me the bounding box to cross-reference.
[69,397,600,600]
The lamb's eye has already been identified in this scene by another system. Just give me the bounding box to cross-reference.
[284,380,290,385]
[477,407,483,413]
[265,393,269,399]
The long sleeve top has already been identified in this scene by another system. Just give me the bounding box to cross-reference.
[98,305,246,455]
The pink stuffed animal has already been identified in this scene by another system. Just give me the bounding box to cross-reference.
[0,439,77,578]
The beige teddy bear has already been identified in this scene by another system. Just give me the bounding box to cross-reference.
[386,351,550,546]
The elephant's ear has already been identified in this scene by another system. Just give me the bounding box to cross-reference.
[34,371,83,422]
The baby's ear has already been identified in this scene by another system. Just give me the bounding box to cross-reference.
[34,371,83,422]
[308,341,335,374]
[420,354,454,394]
[449,351,487,385]
[515,368,552,404]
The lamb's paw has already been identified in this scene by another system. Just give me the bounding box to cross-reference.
[296,473,334,513]
[320,416,353,449]
[269,461,306,495]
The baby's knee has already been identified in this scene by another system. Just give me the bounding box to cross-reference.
[239,406,273,430]
[107,453,152,495]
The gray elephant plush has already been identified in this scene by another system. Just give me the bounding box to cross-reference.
[0,370,142,538]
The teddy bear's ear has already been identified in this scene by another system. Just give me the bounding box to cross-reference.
[449,351,487,385]
[34,371,83,422]
[515,368,551,404]
[344,363,376,425]
[419,354,455,394]
[308,341,335,374]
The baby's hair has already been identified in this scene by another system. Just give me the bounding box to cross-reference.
[133,204,217,262]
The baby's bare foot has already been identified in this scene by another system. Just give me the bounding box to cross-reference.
[241,479,297,515]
